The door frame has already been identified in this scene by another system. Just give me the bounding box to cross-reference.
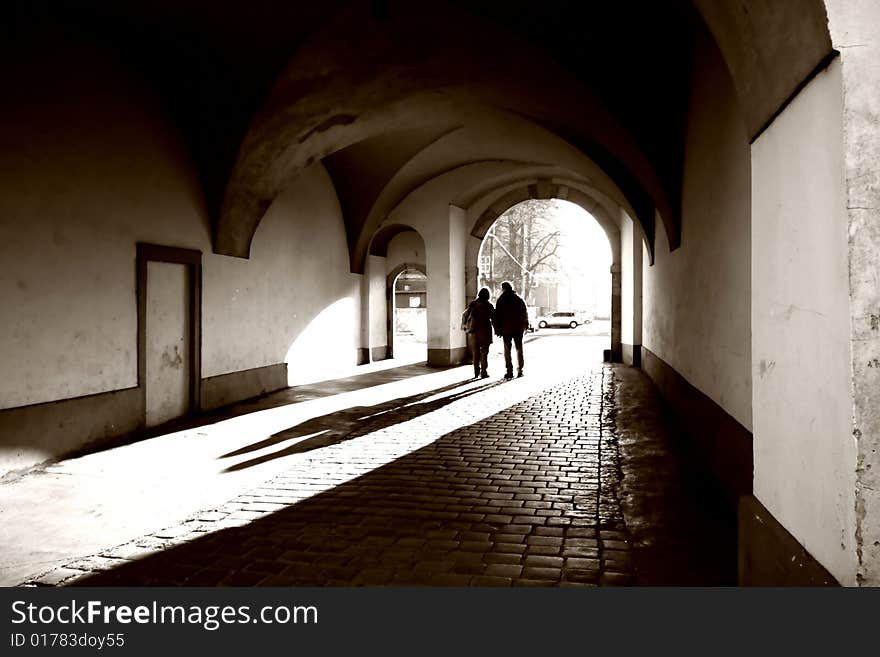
[136,243,202,428]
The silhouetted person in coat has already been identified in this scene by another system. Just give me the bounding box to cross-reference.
[494,281,529,380]
[463,288,494,378]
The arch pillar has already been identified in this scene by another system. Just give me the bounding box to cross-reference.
[360,254,388,363]
[425,205,468,367]
[610,263,622,363]
[621,210,643,367]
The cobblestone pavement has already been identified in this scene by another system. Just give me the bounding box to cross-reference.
[22,359,735,587]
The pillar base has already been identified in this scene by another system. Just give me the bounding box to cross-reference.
[427,347,467,367]
[622,343,642,367]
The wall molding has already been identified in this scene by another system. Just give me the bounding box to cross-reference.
[641,346,753,508]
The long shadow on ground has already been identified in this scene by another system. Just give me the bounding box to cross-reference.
[221,379,503,472]
[55,362,444,463]
[56,370,735,588]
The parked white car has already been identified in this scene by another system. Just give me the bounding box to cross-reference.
[536,311,589,329]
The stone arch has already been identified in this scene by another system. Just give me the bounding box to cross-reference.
[213,4,676,262]
[466,181,624,362]
[369,224,421,258]
[205,1,835,273]
[469,180,626,259]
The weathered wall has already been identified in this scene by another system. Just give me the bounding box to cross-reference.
[203,165,359,384]
[385,231,424,271]
[144,261,190,428]
[642,32,752,431]
[0,31,359,472]
[751,57,857,586]
[826,0,880,587]
[620,215,642,361]
[0,36,209,411]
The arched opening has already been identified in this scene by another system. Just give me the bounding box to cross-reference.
[477,199,613,365]
[389,268,427,363]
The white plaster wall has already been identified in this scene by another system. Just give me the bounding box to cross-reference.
[366,255,387,351]
[631,222,643,347]
[422,209,457,352]
[202,165,360,382]
[385,231,424,271]
[0,34,361,408]
[620,213,643,354]
[751,58,857,585]
[642,32,752,430]
[0,39,209,410]
[417,206,468,354]
[621,219,635,345]
[448,206,468,351]
[383,196,466,355]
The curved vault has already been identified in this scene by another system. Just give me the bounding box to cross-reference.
[195,0,834,271]
[215,2,676,261]
[54,2,835,268]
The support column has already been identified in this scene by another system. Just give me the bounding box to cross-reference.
[357,273,370,365]
[610,263,622,362]
[465,234,482,300]
[620,216,642,366]
[425,205,468,367]
[366,254,388,361]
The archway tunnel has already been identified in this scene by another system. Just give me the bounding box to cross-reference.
[1,0,878,588]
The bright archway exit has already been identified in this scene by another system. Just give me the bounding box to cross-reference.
[392,269,428,363]
[477,199,612,363]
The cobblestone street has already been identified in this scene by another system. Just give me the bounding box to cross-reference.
[15,334,736,587]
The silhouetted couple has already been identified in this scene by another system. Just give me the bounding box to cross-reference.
[462,281,529,380]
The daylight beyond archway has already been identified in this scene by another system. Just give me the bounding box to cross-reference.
[477,199,612,361]
[393,269,428,362]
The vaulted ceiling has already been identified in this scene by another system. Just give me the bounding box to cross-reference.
[9,0,834,268]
